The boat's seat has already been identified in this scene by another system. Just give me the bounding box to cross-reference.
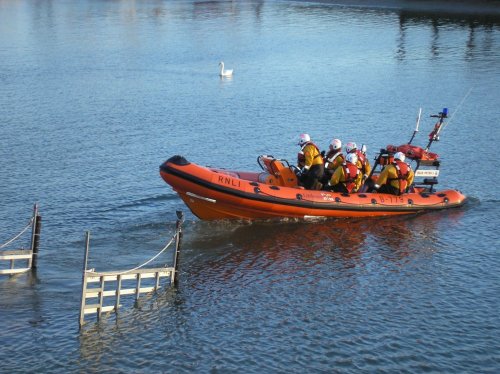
[258,172,278,185]
[268,160,298,187]
[258,156,299,188]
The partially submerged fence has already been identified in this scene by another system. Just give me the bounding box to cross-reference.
[0,204,42,275]
[79,211,184,328]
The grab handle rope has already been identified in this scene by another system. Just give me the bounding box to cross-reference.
[0,218,34,249]
[87,232,177,276]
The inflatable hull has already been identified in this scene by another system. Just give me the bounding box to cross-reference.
[160,156,467,220]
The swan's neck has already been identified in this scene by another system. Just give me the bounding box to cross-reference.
[220,63,224,74]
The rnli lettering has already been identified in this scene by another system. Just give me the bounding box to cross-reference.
[218,175,241,187]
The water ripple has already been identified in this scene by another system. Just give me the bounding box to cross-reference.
[2,0,500,372]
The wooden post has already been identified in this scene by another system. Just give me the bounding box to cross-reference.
[79,231,91,328]
[173,211,184,286]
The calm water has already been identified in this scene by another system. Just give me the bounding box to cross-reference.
[1,0,499,372]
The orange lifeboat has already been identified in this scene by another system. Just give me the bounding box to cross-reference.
[160,107,467,220]
[159,155,466,220]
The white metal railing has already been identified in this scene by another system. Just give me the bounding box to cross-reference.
[0,204,41,275]
[79,211,184,327]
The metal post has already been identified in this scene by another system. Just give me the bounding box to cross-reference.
[115,274,122,314]
[97,276,104,321]
[135,273,141,301]
[32,210,42,269]
[155,271,160,291]
[79,231,91,329]
[173,211,184,287]
[29,204,39,269]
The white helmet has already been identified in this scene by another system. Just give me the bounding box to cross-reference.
[394,151,405,162]
[345,142,357,153]
[330,138,342,151]
[346,152,358,165]
[298,133,311,146]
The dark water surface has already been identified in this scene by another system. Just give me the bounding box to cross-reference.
[1,0,499,372]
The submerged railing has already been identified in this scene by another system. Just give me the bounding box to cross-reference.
[0,204,42,275]
[79,211,184,328]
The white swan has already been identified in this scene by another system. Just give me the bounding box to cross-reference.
[219,61,233,77]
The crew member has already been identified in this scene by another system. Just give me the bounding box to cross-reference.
[374,151,414,195]
[297,133,324,190]
[345,142,371,181]
[327,153,362,193]
[322,138,344,184]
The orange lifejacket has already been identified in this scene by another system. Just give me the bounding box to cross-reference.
[390,160,411,194]
[355,150,368,174]
[342,163,360,193]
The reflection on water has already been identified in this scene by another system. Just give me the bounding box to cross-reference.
[8,0,500,55]
[75,208,468,372]
[1,0,498,372]
[396,9,500,61]
[77,287,183,362]
[183,208,465,287]
[0,270,42,315]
